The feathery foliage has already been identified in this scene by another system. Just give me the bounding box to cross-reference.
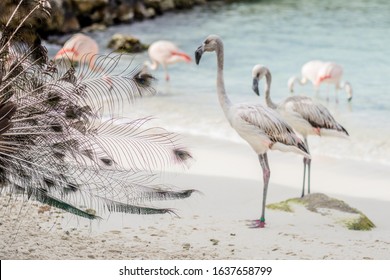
[0,0,194,219]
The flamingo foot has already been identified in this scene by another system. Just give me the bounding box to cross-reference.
[248,219,266,228]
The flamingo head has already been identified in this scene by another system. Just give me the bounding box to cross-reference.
[251,64,271,96]
[195,34,222,65]
[344,82,353,102]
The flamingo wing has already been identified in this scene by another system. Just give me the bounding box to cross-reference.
[54,33,98,62]
[315,62,343,85]
[168,50,192,63]
[233,103,306,151]
[282,96,348,134]
[148,40,174,61]
[149,40,191,64]
[301,60,324,84]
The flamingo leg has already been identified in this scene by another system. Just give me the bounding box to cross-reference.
[251,153,270,228]
[307,157,312,194]
[301,157,307,197]
[163,65,170,81]
[326,84,330,102]
[301,137,311,197]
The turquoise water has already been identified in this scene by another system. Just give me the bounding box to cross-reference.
[47,0,390,164]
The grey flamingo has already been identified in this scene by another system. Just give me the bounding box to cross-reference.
[195,35,310,228]
[253,64,349,197]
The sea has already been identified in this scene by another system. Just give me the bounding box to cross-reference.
[46,0,390,166]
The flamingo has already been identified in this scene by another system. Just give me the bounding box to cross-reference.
[253,64,349,197]
[144,40,191,81]
[195,35,310,228]
[288,60,353,102]
[54,33,99,69]
[53,33,116,88]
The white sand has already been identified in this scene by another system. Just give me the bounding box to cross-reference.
[1,134,390,260]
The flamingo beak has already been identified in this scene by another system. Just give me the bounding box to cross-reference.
[252,78,260,96]
[195,45,204,65]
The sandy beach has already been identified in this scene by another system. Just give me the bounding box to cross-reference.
[1,134,389,260]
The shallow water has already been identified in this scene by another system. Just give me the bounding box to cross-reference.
[47,0,390,165]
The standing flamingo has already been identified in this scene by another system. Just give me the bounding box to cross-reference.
[253,64,349,197]
[288,60,353,102]
[195,35,309,228]
[144,40,191,81]
[54,33,99,69]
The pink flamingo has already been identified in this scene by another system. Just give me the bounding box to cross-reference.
[54,33,99,69]
[288,60,353,102]
[53,33,116,89]
[144,40,191,81]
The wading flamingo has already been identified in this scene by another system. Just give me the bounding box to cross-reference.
[53,33,115,88]
[253,65,349,197]
[144,40,191,81]
[195,35,309,228]
[288,60,353,102]
[54,33,99,69]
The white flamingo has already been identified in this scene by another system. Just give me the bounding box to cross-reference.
[288,60,353,102]
[54,33,99,69]
[253,64,349,197]
[144,40,192,81]
[195,35,310,228]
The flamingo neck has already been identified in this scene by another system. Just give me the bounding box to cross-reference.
[215,39,232,115]
[299,76,308,85]
[341,81,353,100]
[264,70,277,109]
[144,60,158,71]
[288,76,307,92]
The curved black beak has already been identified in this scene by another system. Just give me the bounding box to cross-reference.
[347,96,352,102]
[252,78,260,96]
[195,45,204,65]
